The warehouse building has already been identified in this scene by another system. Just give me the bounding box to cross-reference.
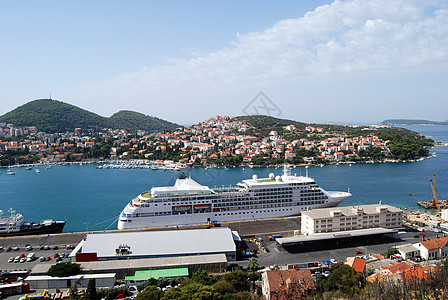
[301,202,403,235]
[72,228,237,262]
[25,273,115,290]
[32,253,227,279]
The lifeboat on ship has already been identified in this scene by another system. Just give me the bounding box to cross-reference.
[194,204,211,209]
[173,205,192,212]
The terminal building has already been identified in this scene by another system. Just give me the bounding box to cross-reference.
[301,202,403,235]
[275,203,402,251]
[72,227,238,262]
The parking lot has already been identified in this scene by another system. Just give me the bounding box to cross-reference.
[0,233,84,272]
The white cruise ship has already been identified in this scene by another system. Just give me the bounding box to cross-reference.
[117,166,351,230]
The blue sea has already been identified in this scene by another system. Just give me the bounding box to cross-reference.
[1,125,447,233]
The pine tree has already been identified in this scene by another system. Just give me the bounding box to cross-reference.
[85,278,97,300]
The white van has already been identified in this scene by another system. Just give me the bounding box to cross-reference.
[26,252,35,262]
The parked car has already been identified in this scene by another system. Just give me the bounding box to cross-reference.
[20,257,26,263]
[53,253,59,258]
[56,256,62,262]
[268,234,282,241]
[355,250,363,255]
[14,256,20,263]
[53,245,59,250]
[45,256,51,261]
[418,233,425,237]
[39,256,46,262]
[8,257,14,263]
[25,245,32,251]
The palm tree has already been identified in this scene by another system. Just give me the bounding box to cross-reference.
[248,257,259,291]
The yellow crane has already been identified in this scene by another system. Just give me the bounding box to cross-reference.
[429,173,441,212]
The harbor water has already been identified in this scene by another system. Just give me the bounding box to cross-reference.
[0,125,447,233]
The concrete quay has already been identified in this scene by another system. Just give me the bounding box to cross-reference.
[0,216,302,273]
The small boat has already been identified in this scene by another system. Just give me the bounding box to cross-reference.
[25,167,32,170]
[6,169,15,175]
[35,169,40,173]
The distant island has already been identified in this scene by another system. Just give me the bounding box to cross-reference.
[381,119,448,126]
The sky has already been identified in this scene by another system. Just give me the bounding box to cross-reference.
[1,0,447,126]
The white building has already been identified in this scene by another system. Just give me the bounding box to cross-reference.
[301,202,403,235]
[412,235,448,261]
[397,244,420,260]
[25,274,116,290]
[441,209,448,222]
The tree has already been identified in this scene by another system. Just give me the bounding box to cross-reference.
[192,269,215,286]
[47,262,81,277]
[69,276,83,299]
[136,285,163,300]
[85,278,97,300]
[248,257,259,290]
[221,270,250,292]
[319,264,365,296]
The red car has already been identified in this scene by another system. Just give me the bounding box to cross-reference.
[355,250,363,255]
[53,253,59,258]
[45,256,51,261]
[418,233,425,237]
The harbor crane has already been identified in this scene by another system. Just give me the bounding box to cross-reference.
[417,173,447,211]
[429,173,441,212]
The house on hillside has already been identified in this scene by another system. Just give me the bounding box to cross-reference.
[345,257,366,274]
[412,235,448,261]
[261,269,315,300]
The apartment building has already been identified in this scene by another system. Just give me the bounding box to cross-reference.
[301,202,403,235]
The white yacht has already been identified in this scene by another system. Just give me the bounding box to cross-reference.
[118,166,351,230]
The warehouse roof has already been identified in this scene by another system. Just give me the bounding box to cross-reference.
[78,228,236,258]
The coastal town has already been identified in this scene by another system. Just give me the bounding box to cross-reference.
[0,116,426,168]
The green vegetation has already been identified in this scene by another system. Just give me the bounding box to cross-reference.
[85,278,97,300]
[233,115,306,136]
[47,262,81,277]
[0,99,180,133]
[317,264,365,296]
[135,269,251,300]
[108,110,179,133]
[383,248,400,258]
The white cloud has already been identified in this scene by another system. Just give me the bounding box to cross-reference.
[70,0,448,123]
[98,0,448,91]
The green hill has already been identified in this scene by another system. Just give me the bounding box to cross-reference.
[107,110,179,132]
[233,115,306,130]
[0,99,180,133]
